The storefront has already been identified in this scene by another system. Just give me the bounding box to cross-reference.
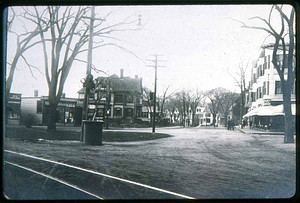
[41,97,79,125]
[243,104,295,131]
[6,93,22,124]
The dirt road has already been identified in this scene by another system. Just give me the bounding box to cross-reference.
[3,126,296,199]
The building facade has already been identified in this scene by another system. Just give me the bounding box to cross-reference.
[18,90,81,127]
[195,106,217,126]
[244,47,296,130]
[78,69,144,123]
[6,93,22,124]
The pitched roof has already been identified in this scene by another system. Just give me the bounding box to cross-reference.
[77,88,85,94]
[95,75,142,94]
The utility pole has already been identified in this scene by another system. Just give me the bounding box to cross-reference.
[83,6,95,121]
[86,6,95,75]
[240,78,243,125]
[146,54,166,134]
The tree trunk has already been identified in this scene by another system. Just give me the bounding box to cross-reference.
[224,116,228,127]
[213,114,216,127]
[282,83,294,143]
[192,112,195,126]
[47,82,58,132]
[47,103,57,132]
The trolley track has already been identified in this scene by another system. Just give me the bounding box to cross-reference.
[4,150,195,200]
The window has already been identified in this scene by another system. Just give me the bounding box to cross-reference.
[114,108,122,116]
[97,109,104,117]
[37,101,42,113]
[263,82,266,95]
[252,92,256,102]
[205,113,211,117]
[79,93,84,100]
[126,108,133,117]
[142,112,148,118]
[114,94,123,103]
[275,81,282,94]
[292,80,296,95]
[136,108,141,117]
[88,93,94,101]
[136,96,141,104]
[259,87,262,98]
[125,95,133,103]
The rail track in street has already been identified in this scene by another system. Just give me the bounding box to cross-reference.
[4,127,296,200]
[4,150,195,200]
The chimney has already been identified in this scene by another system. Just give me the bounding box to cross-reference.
[34,90,38,97]
[120,69,124,79]
[135,75,138,79]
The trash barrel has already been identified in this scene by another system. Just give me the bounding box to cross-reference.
[81,120,104,145]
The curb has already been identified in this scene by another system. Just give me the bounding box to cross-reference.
[236,128,285,135]
[237,128,247,134]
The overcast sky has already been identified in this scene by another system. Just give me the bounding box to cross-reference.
[7,5,290,98]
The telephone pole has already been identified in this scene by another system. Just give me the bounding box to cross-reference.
[146,54,166,134]
[83,6,95,121]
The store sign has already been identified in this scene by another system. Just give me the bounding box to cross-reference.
[66,103,75,108]
[264,99,271,106]
[10,94,21,100]
[45,101,76,108]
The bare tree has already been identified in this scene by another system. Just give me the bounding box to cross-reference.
[206,87,227,127]
[164,98,178,123]
[242,5,295,143]
[219,91,239,127]
[187,89,205,126]
[173,90,189,127]
[227,57,249,124]
[157,84,178,118]
[142,87,154,122]
[5,7,49,118]
[30,6,142,131]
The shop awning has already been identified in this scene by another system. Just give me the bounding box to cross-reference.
[243,104,296,118]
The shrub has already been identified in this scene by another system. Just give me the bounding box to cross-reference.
[21,113,37,128]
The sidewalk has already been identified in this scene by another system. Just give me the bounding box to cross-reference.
[236,126,285,135]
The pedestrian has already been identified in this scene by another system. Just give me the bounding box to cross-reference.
[231,119,234,130]
[243,119,246,128]
[249,120,253,129]
[227,119,231,130]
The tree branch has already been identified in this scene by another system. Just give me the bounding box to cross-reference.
[20,54,41,80]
